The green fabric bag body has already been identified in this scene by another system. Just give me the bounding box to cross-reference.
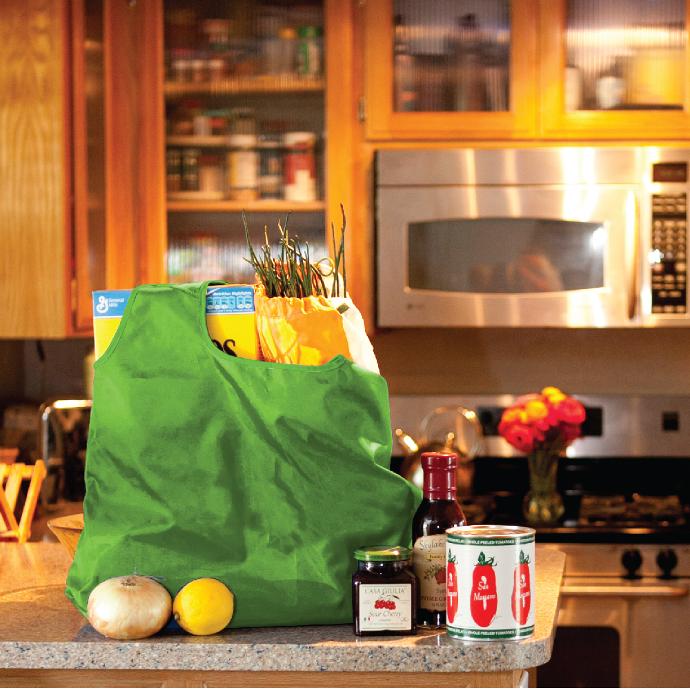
[66,282,421,627]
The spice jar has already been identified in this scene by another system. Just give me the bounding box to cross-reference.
[198,154,224,195]
[352,546,417,637]
[283,131,317,202]
[297,26,322,77]
[258,133,283,200]
[227,134,259,201]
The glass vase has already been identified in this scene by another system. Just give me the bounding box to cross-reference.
[523,450,564,526]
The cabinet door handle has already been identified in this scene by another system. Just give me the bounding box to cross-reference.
[626,194,640,321]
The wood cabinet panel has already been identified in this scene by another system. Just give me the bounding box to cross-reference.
[0,0,69,338]
[104,0,166,291]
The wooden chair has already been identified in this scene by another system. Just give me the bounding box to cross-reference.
[0,461,47,543]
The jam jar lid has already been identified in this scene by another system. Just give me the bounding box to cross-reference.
[353,545,411,562]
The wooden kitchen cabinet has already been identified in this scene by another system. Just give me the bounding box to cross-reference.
[0,0,165,338]
[362,0,690,142]
[540,0,690,140]
[362,0,538,140]
[0,0,71,338]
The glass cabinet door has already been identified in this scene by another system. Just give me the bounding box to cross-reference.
[541,0,690,138]
[163,0,328,283]
[363,0,537,139]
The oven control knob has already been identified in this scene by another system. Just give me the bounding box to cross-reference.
[656,549,678,579]
[622,548,642,579]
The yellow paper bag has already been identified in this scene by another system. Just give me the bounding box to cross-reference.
[255,285,351,366]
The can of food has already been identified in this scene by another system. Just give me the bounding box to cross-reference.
[445,525,535,641]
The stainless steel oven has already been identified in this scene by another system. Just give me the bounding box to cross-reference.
[376,147,690,327]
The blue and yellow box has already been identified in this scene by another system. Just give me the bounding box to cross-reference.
[93,285,258,360]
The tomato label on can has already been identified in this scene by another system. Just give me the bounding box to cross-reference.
[446,526,535,640]
[470,552,498,627]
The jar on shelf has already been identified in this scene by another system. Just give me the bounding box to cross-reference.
[208,109,230,135]
[283,131,317,202]
[207,56,227,81]
[352,546,417,637]
[200,19,231,51]
[181,148,200,191]
[258,133,283,200]
[231,108,257,135]
[166,149,182,193]
[198,154,225,194]
[259,10,283,76]
[227,135,259,201]
[170,48,193,83]
[296,26,321,77]
[190,55,207,83]
[277,26,297,77]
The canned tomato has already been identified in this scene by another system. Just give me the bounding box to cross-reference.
[446,525,535,641]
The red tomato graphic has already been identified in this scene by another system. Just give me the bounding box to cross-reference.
[446,553,458,624]
[511,550,531,625]
[470,552,498,628]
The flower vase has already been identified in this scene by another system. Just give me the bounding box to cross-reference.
[523,450,564,526]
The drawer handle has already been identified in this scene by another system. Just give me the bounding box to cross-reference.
[561,583,688,598]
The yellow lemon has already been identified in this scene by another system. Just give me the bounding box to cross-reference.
[173,578,234,636]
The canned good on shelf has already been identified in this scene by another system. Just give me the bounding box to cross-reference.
[227,134,259,201]
[283,131,317,203]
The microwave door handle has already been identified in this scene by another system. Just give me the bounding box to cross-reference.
[626,198,640,321]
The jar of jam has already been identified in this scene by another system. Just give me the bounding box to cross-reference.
[352,546,417,637]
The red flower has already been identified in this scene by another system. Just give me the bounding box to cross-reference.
[553,398,586,425]
[502,423,535,454]
[561,423,581,442]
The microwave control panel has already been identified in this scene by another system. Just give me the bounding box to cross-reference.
[651,193,687,314]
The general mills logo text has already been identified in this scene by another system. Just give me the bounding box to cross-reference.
[95,295,109,314]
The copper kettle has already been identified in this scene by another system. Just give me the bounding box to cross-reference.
[395,406,483,496]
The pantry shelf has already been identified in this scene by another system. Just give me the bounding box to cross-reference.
[164,77,325,97]
[167,199,326,213]
[167,136,230,148]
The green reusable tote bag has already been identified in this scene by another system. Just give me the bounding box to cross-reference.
[66,281,421,627]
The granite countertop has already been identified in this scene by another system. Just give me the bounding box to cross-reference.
[0,543,565,674]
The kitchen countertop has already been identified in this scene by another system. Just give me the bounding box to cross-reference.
[0,543,565,678]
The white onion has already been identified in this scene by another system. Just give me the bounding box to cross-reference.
[87,575,172,640]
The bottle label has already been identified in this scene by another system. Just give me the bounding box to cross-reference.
[413,534,447,612]
[358,584,412,631]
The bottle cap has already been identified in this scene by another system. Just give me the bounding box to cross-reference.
[421,451,458,499]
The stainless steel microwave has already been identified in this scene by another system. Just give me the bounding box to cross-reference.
[376,147,690,327]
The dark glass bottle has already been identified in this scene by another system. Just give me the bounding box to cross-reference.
[412,452,466,628]
[352,546,417,636]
